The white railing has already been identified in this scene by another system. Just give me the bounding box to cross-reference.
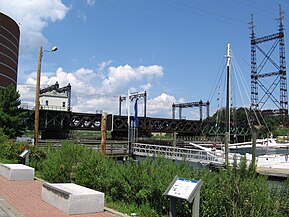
[132,143,224,165]
[40,105,68,111]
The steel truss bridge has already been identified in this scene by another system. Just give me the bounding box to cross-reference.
[24,109,251,140]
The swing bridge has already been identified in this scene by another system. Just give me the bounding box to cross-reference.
[23,108,252,140]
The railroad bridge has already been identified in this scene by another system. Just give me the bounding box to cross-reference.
[23,109,251,140]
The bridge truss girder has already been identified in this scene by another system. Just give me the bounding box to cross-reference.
[23,110,251,140]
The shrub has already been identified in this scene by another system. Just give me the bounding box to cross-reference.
[0,128,8,144]
[28,145,49,171]
[40,141,91,182]
[35,142,289,217]
[0,140,22,163]
[74,150,116,192]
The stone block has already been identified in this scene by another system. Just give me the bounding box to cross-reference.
[42,183,104,215]
[0,164,34,181]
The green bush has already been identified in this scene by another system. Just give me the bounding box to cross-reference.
[199,158,288,217]
[0,128,8,144]
[74,150,116,192]
[0,133,48,166]
[33,142,289,217]
[0,140,22,163]
[28,145,49,171]
[40,141,92,182]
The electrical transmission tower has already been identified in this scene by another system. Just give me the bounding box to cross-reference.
[250,5,287,117]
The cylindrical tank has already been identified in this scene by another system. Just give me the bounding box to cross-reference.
[0,12,20,88]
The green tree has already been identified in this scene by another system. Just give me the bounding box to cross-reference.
[0,85,27,139]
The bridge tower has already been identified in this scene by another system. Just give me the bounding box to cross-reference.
[172,100,210,121]
[250,5,287,118]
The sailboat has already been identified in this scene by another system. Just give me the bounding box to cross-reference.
[189,44,289,169]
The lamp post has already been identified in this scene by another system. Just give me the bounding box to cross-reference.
[34,46,58,146]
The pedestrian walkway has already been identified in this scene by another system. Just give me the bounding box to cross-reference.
[0,176,125,217]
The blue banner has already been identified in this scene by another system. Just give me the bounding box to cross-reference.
[134,98,138,128]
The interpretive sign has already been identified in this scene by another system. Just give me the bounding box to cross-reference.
[164,176,203,217]
[166,177,198,201]
[164,176,203,203]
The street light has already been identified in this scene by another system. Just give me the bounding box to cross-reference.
[34,46,58,146]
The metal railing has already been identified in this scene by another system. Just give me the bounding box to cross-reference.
[132,143,224,165]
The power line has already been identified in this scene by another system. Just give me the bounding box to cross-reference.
[154,0,247,28]
[17,83,120,100]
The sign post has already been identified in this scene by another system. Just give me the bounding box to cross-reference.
[164,176,203,217]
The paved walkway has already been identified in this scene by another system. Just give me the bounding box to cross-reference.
[0,176,125,217]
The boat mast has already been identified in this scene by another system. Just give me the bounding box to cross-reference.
[225,43,231,167]
[226,44,231,137]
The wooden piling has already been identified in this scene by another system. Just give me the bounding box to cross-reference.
[101,112,107,156]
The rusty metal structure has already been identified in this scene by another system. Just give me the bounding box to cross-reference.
[24,108,251,140]
[250,5,287,117]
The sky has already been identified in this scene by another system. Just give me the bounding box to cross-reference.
[0,0,289,120]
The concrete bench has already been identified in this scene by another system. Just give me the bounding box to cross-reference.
[0,164,34,181]
[42,183,104,215]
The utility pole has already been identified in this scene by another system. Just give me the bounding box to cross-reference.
[34,46,42,146]
[34,46,58,146]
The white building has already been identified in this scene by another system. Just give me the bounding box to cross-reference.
[40,90,69,111]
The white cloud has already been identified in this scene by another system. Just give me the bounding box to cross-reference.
[101,64,164,93]
[147,93,176,118]
[98,60,112,71]
[77,11,87,22]
[17,84,35,106]
[86,0,96,6]
[0,0,69,54]
[178,97,186,103]
[18,63,169,116]
[140,83,152,91]
[73,97,118,114]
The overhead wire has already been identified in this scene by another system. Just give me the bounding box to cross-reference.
[230,49,254,130]
[231,48,272,133]
[17,83,120,101]
[228,0,276,16]
[208,47,227,103]
[154,0,247,28]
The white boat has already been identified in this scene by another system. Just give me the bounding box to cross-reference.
[257,154,289,168]
[189,141,289,170]
[228,137,289,149]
